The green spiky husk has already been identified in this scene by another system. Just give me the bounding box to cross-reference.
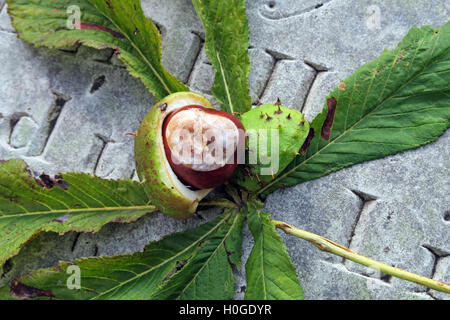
[232,104,310,192]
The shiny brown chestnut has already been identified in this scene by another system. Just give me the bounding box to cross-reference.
[163,105,244,189]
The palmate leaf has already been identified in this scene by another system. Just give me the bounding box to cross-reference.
[0,159,156,266]
[0,210,244,300]
[192,0,252,114]
[244,200,303,300]
[257,22,450,196]
[7,0,187,101]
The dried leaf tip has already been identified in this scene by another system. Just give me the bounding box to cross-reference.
[10,280,54,299]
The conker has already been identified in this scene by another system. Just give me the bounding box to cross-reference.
[163,105,244,189]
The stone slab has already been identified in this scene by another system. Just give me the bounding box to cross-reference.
[0,0,448,300]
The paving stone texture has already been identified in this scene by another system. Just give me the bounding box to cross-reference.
[0,0,449,300]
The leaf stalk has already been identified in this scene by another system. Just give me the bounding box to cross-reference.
[271,219,450,294]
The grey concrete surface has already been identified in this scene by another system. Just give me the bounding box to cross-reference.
[0,0,449,299]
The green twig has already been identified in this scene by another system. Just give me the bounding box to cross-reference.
[271,219,450,294]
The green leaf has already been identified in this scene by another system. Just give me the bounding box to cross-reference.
[257,22,450,196]
[0,159,156,266]
[7,0,188,100]
[0,210,244,300]
[244,200,303,300]
[192,0,251,114]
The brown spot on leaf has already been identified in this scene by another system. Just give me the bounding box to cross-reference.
[300,128,314,154]
[298,121,305,126]
[274,97,281,106]
[265,113,273,121]
[286,113,291,120]
[10,280,54,299]
[338,82,346,91]
[79,22,125,39]
[35,174,70,190]
[321,97,337,140]
[105,0,113,9]
[394,52,406,67]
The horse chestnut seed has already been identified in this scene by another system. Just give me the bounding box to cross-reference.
[135,92,244,218]
[163,105,244,189]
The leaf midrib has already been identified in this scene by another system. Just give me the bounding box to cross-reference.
[0,205,157,220]
[88,1,173,96]
[215,52,234,114]
[257,36,449,195]
[174,211,239,299]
